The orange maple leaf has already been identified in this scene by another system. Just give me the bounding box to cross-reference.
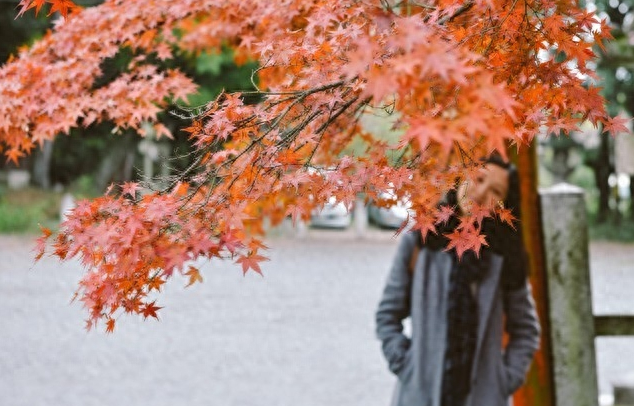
[496,207,517,229]
[34,225,52,261]
[48,0,81,17]
[147,276,166,292]
[185,266,203,287]
[236,253,268,275]
[15,0,47,18]
[105,318,115,333]
[5,148,25,165]
[16,0,80,18]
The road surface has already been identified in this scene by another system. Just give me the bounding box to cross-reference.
[0,230,632,406]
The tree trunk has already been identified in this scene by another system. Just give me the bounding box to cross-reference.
[95,134,136,192]
[593,131,612,223]
[31,140,54,189]
[511,143,556,406]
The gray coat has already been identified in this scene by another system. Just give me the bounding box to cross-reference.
[376,232,540,406]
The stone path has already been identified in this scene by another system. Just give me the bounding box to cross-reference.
[0,231,632,406]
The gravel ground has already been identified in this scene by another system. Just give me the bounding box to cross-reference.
[0,229,632,406]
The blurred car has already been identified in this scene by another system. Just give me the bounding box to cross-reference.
[307,167,353,229]
[310,195,353,229]
[368,190,413,229]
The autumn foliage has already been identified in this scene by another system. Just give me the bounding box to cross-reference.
[4,0,624,330]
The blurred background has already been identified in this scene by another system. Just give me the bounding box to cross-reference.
[1,0,634,406]
[1,0,634,237]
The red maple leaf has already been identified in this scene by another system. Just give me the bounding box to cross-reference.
[444,228,469,259]
[465,228,488,256]
[603,115,631,135]
[414,212,438,243]
[121,182,140,199]
[468,203,493,226]
[445,225,488,259]
[435,205,455,225]
[141,301,162,320]
[285,204,305,225]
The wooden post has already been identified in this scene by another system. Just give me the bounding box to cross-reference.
[511,144,556,406]
[540,183,599,406]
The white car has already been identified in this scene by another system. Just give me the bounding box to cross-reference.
[368,191,413,229]
[310,195,353,229]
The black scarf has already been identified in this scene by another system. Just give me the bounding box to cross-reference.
[440,249,488,406]
[411,191,498,406]
[413,211,485,406]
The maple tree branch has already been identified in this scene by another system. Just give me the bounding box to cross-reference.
[394,140,422,168]
[181,90,360,211]
[269,97,311,131]
[277,109,323,148]
[186,108,324,207]
[161,150,206,193]
[250,65,265,92]
[304,97,364,165]
[438,1,474,24]
[497,0,520,29]
[456,142,475,167]
[243,80,347,99]
[479,0,521,57]
[384,0,436,12]
[314,96,360,135]
[407,1,436,10]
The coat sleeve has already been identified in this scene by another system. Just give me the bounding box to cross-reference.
[375,231,416,376]
[503,281,541,394]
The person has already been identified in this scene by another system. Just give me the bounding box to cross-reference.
[375,156,541,406]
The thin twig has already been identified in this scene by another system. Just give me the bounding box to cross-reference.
[438,1,474,25]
